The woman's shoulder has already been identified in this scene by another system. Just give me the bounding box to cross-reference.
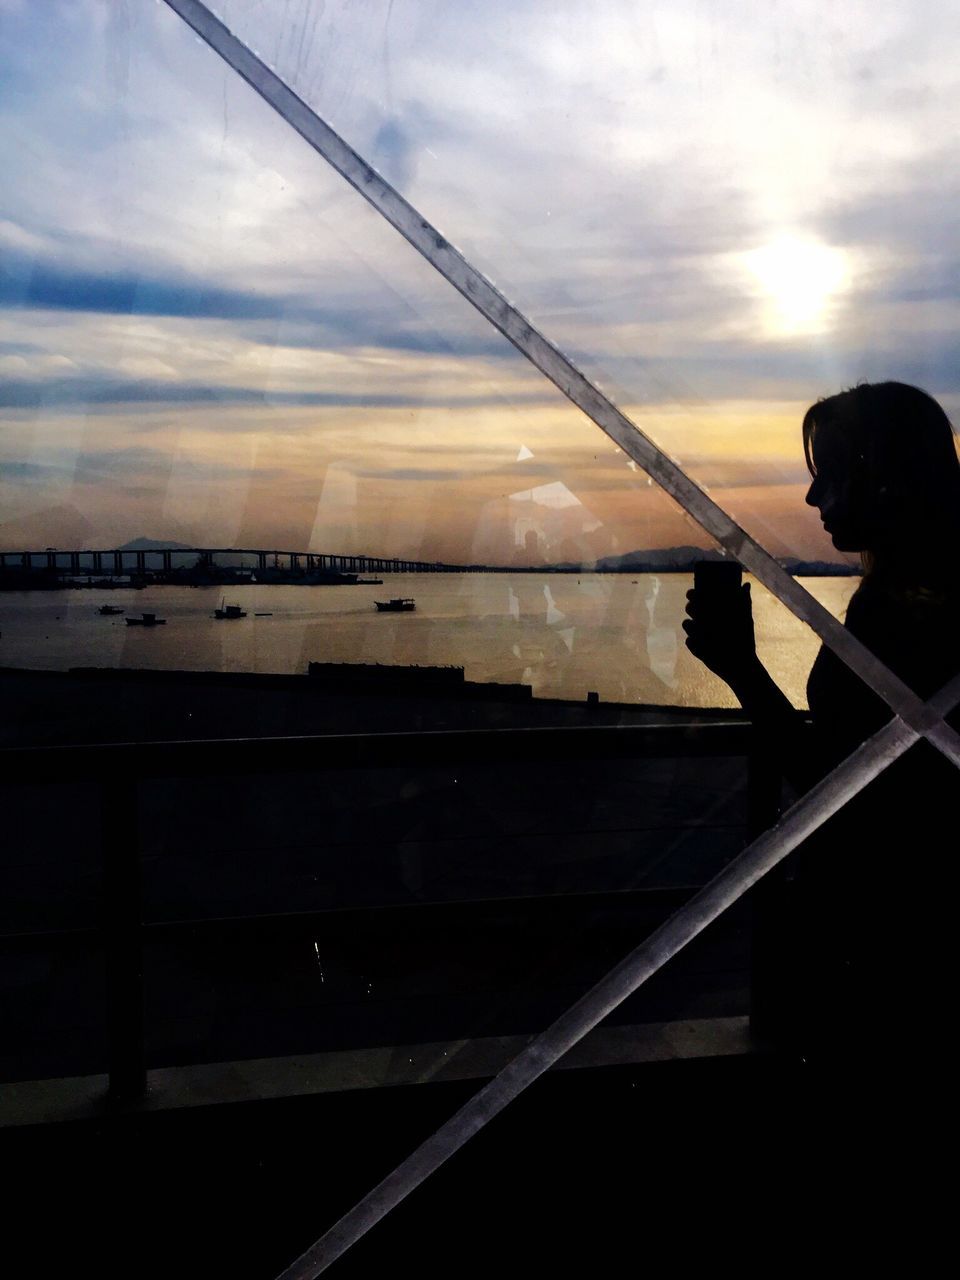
[845,572,959,626]
[838,574,959,693]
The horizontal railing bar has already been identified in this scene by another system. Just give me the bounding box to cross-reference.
[142,885,709,938]
[0,719,760,781]
[0,886,715,950]
[0,1017,756,1128]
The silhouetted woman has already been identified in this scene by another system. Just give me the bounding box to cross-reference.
[683,381,960,1068]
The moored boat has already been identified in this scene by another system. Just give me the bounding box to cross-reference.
[97,604,124,615]
[125,612,166,626]
[214,598,247,619]
[374,597,415,612]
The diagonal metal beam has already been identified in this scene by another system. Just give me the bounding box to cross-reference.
[275,670,960,1276]
[163,0,960,768]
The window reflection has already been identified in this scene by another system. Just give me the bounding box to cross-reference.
[3,9,959,1270]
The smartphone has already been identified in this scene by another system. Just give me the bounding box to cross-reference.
[693,559,743,599]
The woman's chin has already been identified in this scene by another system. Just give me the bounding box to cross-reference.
[827,529,862,553]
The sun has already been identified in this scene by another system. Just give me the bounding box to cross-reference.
[742,236,849,336]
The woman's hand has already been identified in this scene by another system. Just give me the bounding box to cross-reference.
[682,581,758,687]
[684,579,812,789]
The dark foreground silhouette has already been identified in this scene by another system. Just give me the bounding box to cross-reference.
[684,382,960,1072]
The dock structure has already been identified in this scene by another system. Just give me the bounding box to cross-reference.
[0,547,482,581]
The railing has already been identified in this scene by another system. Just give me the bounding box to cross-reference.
[1,720,778,1104]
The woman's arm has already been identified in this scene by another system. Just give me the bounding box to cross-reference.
[683,582,815,791]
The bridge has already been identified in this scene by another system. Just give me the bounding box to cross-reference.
[0,547,487,580]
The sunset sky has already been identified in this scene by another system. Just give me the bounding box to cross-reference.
[2,0,959,565]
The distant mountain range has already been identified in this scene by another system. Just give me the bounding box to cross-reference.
[590,546,858,575]
[118,537,195,551]
[593,545,726,572]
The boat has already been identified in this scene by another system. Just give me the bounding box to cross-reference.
[97,604,124,616]
[357,578,384,585]
[375,598,416,612]
[213,598,247,620]
[125,612,166,626]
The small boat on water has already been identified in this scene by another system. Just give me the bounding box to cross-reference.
[375,598,416,612]
[213,598,247,620]
[97,604,124,616]
[357,578,384,585]
[126,612,166,626]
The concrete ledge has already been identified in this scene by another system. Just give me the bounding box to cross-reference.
[0,1015,758,1128]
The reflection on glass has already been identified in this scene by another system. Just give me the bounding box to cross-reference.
[213,0,960,559]
[4,13,957,1256]
[2,1,888,718]
[1,6,773,1114]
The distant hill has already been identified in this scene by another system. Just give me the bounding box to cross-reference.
[593,546,726,572]
[589,546,858,575]
[118,537,195,551]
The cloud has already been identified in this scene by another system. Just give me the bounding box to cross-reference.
[0,258,283,320]
[71,447,170,479]
[0,247,515,363]
[71,446,267,483]
[3,0,960,561]
[370,118,418,192]
[356,458,562,483]
[0,374,552,411]
[0,339,43,355]
[356,466,469,482]
[0,460,55,480]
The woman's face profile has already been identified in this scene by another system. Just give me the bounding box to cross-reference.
[804,422,873,552]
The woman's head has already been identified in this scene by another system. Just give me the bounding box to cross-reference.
[802,382,960,564]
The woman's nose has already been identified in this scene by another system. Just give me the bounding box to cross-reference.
[805,479,820,508]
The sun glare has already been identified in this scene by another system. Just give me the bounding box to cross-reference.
[743,236,849,336]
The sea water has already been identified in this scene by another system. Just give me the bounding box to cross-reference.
[0,572,858,710]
